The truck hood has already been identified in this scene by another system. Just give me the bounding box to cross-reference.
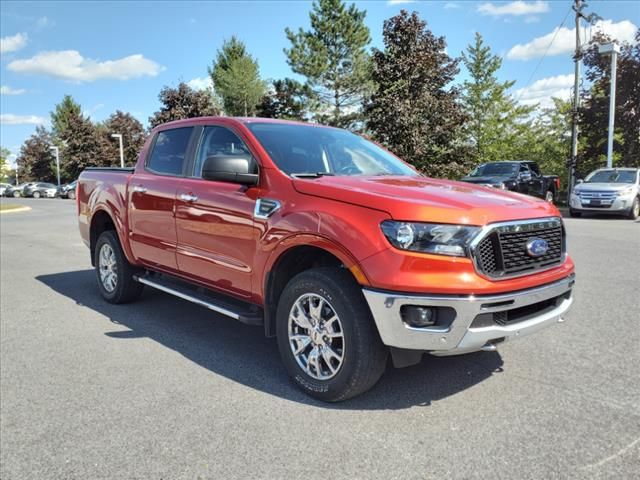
[293,175,558,225]
[460,176,514,185]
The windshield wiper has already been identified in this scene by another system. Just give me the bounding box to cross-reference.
[290,172,335,178]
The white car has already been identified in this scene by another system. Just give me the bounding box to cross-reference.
[570,168,640,219]
[0,183,11,196]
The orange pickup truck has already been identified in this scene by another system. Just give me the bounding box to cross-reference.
[78,117,575,401]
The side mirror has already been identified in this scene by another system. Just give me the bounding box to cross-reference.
[202,156,258,186]
[576,179,584,184]
[520,172,532,182]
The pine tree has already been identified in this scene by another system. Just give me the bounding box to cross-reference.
[149,82,220,128]
[364,10,469,178]
[58,113,103,181]
[50,95,82,138]
[209,37,265,116]
[257,78,312,120]
[285,0,371,127]
[461,33,534,163]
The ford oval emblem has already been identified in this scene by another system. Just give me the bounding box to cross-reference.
[526,238,549,257]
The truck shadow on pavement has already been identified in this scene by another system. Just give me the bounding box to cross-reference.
[37,270,504,410]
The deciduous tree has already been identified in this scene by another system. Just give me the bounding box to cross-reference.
[364,10,469,178]
[15,127,56,182]
[97,111,147,167]
[285,0,371,127]
[148,82,220,128]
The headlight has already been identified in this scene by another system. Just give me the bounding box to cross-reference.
[380,221,480,257]
[618,187,635,197]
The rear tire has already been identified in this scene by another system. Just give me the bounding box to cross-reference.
[628,197,640,220]
[569,208,582,218]
[94,230,143,304]
[276,267,388,402]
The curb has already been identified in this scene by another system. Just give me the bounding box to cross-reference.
[0,206,32,214]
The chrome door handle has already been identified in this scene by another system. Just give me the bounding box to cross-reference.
[179,193,198,202]
[132,185,147,193]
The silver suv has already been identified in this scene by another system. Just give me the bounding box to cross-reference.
[569,168,640,219]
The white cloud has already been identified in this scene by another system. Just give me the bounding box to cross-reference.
[187,76,213,90]
[0,33,28,54]
[1,85,26,96]
[0,114,47,125]
[515,73,573,108]
[444,2,461,9]
[8,50,164,82]
[35,16,55,29]
[387,0,416,5]
[478,1,549,16]
[507,19,638,60]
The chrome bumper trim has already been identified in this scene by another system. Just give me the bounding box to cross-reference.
[362,274,575,353]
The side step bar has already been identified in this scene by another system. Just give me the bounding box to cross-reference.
[134,274,263,326]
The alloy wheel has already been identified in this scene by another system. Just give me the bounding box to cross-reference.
[98,243,118,293]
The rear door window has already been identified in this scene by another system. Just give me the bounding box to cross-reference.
[147,127,194,176]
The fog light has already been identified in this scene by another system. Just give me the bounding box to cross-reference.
[401,305,436,328]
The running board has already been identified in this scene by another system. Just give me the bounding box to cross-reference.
[134,274,263,326]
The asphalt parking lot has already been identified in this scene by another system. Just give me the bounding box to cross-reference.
[1,197,639,479]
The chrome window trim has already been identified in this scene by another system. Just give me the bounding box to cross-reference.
[469,216,566,281]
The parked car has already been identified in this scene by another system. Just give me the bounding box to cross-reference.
[569,168,640,219]
[0,183,11,196]
[78,117,575,402]
[58,180,77,199]
[24,182,58,198]
[4,183,32,198]
[460,161,560,203]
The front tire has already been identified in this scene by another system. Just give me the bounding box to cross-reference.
[628,197,640,220]
[33,191,41,199]
[276,268,388,402]
[569,208,582,218]
[13,191,20,198]
[94,230,143,304]
[67,190,76,200]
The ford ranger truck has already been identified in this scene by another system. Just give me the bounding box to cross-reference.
[78,117,575,402]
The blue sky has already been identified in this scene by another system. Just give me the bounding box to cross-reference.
[1,0,638,167]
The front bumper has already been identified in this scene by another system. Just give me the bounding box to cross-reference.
[363,274,574,355]
[569,193,635,212]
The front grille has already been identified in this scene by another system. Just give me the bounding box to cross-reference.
[578,190,617,200]
[472,218,565,279]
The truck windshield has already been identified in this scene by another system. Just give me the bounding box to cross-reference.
[585,170,637,184]
[469,163,518,177]
[246,123,418,177]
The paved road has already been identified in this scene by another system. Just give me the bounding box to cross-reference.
[1,197,639,479]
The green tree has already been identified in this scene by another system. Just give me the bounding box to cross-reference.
[0,147,11,182]
[97,111,147,167]
[578,31,639,176]
[364,10,469,178]
[285,0,371,127]
[257,78,312,120]
[149,82,220,128]
[209,36,265,116]
[461,33,534,163]
[15,127,56,182]
[50,94,82,138]
[58,113,103,181]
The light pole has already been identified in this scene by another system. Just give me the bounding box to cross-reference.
[111,133,124,168]
[50,146,60,187]
[598,42,620,169]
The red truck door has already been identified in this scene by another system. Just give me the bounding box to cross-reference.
[128,127,195,272]
[175,125,259,299]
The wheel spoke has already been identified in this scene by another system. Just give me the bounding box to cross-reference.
[291,300,313,330]
[309,297,325,321]
[320,347,337,374]
[291,334,311,355]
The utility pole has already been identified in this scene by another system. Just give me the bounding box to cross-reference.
[111,134,124,168]
[50,146,60,187]
[598,42,620,168]
[568,0,584,199]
